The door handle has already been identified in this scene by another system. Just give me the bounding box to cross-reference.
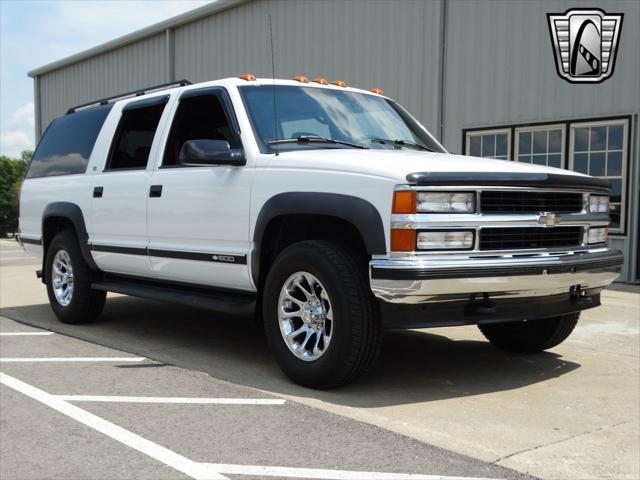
[149,185,163,198]
[93,186,103,198]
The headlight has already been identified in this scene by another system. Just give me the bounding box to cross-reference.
[417,192,475,213]
[588,227,608,244]
[417,230,474,250]
[589,195,609,213]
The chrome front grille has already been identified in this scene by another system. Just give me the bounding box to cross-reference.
[480,191,584,214]
[479,227,583,251]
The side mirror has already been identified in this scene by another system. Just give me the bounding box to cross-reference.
[179,139,245,166]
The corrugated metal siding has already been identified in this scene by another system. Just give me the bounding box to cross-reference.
[173,0,442,132]
[442,0,640,152]
[31,0,639,281]
[38,33,167,132]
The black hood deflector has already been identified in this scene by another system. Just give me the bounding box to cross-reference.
[406,171,610,191]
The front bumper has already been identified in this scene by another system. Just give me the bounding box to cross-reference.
[370,248,623,304]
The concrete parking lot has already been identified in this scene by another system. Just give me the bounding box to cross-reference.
[1,238,638,479]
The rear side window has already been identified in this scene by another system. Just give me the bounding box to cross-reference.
[26,105,112,178]
[105,97,167,170]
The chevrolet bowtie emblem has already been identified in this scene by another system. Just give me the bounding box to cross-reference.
[538,212,557,227]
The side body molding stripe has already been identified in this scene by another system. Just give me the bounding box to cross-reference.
[90,244,247,265]
[19,237,42,245]
[252,192,387,282]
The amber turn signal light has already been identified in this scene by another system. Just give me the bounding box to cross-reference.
[391,229,416,252]
[392,190,416,214]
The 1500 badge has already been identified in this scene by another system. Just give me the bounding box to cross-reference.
[211,255,236,263]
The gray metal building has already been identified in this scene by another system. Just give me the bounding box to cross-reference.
[28,0,639,282]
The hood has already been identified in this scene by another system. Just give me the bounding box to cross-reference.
[270,148,608,189]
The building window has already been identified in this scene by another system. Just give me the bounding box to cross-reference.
[515,125,565,168]
[569,119,628,232]
[463,116,630,234]
[466,129,510,160]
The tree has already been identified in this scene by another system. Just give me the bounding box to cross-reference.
[0,154,27,237]
[21,150,33,164]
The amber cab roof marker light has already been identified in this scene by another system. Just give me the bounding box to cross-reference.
[293,76,309,83]
[239,74,256,81]
[331,80,348,87]
[313,78,329,85]
[370,88,384,95]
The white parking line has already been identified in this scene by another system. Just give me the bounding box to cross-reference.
[56,395,286,405]
[0,357,146,362]
[0,373,227,480]
[1,372,497,480]
[203,464,496,480]
[0,332,55,336]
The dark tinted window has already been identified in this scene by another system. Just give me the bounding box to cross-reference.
[106,101,166,170]
[26,105,111,178]
[163,93,239,166]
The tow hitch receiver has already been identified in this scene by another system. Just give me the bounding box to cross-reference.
[570,285,591,305]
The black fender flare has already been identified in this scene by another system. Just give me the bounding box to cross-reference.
[42,202,99,271]
[252,192,386,282]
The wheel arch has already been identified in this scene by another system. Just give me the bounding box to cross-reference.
[252,192,386,284]
[42,202,98,276]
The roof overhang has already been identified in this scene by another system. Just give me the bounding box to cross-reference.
[28,0,249,77]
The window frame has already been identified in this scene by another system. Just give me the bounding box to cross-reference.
[25,104,112,179]
[568,118,629,234]
[464,128,511,160]
[159,86,243,169]
[514,123,566,168]
[462,115,632,235]
[104,96,169,172]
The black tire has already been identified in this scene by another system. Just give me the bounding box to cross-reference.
[45,230,106,324]
[262,240,382,389]
[478,312,580,353]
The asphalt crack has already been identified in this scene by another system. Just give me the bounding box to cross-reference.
[492,420,632,464]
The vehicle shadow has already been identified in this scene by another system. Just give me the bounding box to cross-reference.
[1,296,581,408]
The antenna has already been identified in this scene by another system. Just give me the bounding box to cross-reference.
[269,14,279,156]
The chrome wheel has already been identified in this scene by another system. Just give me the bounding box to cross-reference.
[278,271,333,362]
[52,250,74,306]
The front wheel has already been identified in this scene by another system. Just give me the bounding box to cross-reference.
[45,230,106,324]
[478,312,579,353]
[263,240,382,389]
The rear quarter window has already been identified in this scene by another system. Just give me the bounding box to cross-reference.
[26,104,112,178]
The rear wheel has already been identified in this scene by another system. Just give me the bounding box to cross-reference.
[478,312,579,353]
[45,230,106,324]
[263,240,382,389]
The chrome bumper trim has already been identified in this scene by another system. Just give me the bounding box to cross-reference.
[370,249,623,304]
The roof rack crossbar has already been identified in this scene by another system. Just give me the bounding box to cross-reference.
[66,79,192,113]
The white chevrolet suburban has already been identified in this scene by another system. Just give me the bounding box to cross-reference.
[18,76,623,388]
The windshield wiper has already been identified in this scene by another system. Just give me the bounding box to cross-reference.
[369,137,433,152]
[267,136,369,149]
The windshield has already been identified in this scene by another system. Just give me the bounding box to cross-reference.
[239,85,446,153]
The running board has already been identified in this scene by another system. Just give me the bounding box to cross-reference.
[91,277,256,316]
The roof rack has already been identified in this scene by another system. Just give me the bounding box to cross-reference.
[66,79,192,114]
